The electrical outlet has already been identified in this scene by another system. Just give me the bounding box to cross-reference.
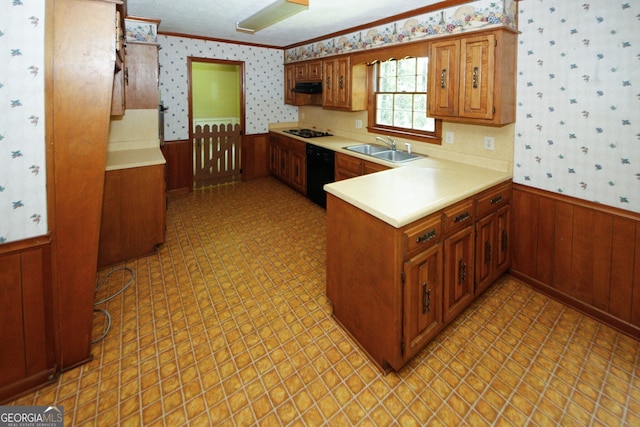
[484,136,495,151]
[301,112,305,120]
[445,131,454,144]
[355,119,363,129]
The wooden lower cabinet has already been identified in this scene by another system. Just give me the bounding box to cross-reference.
[98,165,166,268]
[334,152,388,181]
[443,226,474,324]
[268,133,306,194]
[403,243,443,360]
[327,180,512,372]
[474,182,512,295]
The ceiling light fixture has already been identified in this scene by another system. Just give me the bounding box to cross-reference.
[236,0,309,34]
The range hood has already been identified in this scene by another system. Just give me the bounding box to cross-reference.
[292,81,322,94]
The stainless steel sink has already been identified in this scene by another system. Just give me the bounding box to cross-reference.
[344,144,389,155]
[344,144,421,163]
[371,150,421,163]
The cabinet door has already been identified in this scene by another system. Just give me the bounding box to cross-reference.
[362,159,389,175]
[443,226,474,323]
[289,146,306,194]
[322,60,336,107]
[459,34,495,119]
[294,63,308,81]
[335,57,351,108]
[428,39,460,118]
[277,145,289,182]
[125,43,159,109]
[308,60,322,80]
[268,136,279,175]
[475,212,496,295]
[284,64,296,105]
[335,152,362,181]
[495,204,511,277]
[403,244,443,360]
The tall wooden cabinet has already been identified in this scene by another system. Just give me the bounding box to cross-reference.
[49,0,120,371]
[428,29,517,125]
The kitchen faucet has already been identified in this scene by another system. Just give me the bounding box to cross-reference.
[375,136,396,151]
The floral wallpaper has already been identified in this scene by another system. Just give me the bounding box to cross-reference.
[158,35,298,140]
[284,0,517,63]
[0,0,47,245]
[514,1,640,213]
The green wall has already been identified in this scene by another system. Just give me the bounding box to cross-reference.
[191,62,240,120]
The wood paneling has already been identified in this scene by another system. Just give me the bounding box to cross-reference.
[0,237,55,403]
[161,139,192,192]
[242,133,269,181]
[511,184,640,338]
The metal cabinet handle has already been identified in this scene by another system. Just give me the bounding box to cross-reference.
[458,259,467,285]
[339,76,344,90]
[490,195,504,205]
[484,240,492,265]
[416,229,437,244]
[472,66,479,89]
[422,283,431,314]
[440,69,447,89]
[501,229,509,252]
[326,76,331,90]
[453,212,471,223]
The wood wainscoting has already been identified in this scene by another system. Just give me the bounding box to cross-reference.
[0,236,57,403]
[511,184,640,338]
[161,140,192,194]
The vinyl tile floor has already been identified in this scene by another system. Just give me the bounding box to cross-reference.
[10,178,640,426]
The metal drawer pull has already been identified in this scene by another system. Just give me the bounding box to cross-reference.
[484,240,492,264]
[422,283,431,314]
[453,212,470,223]
[490,195,504,205]
[458,259,467,284]
[473,66,479,89]
[416,229,437,243]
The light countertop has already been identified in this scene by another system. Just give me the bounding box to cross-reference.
[269,127,512,228]
[105,145,166,171]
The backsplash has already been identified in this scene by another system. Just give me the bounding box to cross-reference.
[157,35,297,141]
[514,1,639,213]
[0,1,47,244]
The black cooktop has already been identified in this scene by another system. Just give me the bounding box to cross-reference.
[283,128,333,138]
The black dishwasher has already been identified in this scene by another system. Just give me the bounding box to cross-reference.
[306,144,335,208]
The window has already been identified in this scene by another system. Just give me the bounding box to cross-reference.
[369,56,441,144]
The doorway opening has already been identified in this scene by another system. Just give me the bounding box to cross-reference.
[188,58,244,188]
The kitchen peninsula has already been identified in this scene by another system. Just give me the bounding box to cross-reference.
[322,142,512,373]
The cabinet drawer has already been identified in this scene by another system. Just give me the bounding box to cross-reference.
[475,182,512,217]
[335,152,363,175]
[442,199,474,235]
[288,137,306,154]
[403,215,442,258]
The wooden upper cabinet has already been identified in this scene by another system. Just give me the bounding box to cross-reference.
[429,38,460,118]
[322,56,367,111]
[428,29,516,126]
[284,64,296,105]
[125,42,159,109]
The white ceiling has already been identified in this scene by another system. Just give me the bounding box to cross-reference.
[126,0,448,48]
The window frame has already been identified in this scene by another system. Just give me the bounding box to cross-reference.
[366,56,442,145]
